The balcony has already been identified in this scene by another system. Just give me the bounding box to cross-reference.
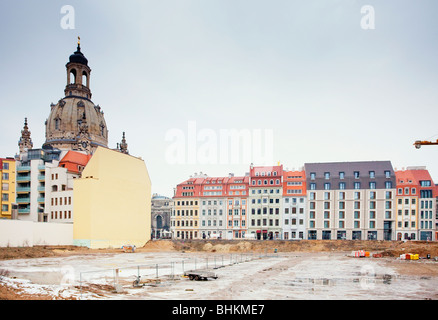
[18,208,30,214]
[16,175,31,182]
[17,166,31,172]
[37,197,45,203]
[16,187,31,193]
[16,197,31,204]
[38,175,46,181]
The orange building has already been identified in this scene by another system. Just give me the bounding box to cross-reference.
[282,170,307,240]
[395,167,436,241]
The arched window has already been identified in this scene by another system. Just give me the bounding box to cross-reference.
[82,71,88,87]
[156,215,163,229]
[69,69,77,84]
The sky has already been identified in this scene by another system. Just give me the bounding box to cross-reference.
[0,0,437,197]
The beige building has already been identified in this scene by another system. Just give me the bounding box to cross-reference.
[73,147,151,248]
[305,161,396,241]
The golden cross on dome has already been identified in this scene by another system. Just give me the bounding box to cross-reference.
[78,36,81,45]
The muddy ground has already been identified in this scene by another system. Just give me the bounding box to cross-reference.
[1,240,437,300]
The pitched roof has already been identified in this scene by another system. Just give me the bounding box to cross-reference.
[59,151,92,174]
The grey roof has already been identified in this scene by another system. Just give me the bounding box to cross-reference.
[303,161,395,190]
[304,161,394,178]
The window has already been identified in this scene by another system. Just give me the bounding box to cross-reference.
[324,183,331,190]
[339,182,346,190]
[310,183,316,190]
[354,182,361,190]
[369,182,376,189]
[354,171,360,179]
[385,171,391,178]
[385,181,392,189]
[369,171,375,179]
[310,173,316,180]
[420,180,431,187]
[324,172,330,180]
[339,172,345,179]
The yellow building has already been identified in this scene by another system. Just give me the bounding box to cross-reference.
[1,158,16,219]
[73,147,151,248]
[172,198,200,239]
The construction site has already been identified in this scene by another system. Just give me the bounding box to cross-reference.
[0,240,437,300]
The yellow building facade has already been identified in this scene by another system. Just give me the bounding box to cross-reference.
[73,147,151,248]
[1,158,16,219]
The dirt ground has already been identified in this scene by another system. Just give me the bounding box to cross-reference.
[1,239,437,260]
[1,240,438,300]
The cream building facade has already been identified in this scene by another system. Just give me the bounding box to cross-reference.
[73,147,151,248]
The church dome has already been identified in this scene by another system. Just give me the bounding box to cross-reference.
[43,39,108,154]
[44,97,108,152]
[69,46,88,66]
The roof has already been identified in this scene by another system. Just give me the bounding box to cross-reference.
[59,150,92,174]
[304,161,394,178]
[395,168,435,186]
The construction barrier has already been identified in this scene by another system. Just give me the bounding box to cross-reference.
[400,253,419,260]
[352,250,366,257]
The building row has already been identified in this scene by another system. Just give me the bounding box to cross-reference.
[170,162,438,241]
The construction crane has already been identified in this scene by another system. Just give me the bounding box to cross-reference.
[414,139,438,149]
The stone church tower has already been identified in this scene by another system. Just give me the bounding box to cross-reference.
[43,38,108,153]
[18,117,33,153]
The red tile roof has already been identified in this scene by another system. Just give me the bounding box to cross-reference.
[59,151,92,174]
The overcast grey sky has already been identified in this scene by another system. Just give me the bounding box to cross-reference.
[1,0,437,197]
